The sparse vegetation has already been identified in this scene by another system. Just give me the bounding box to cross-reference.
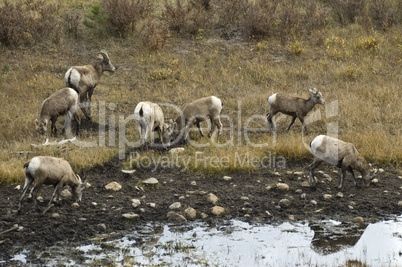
[0,0,401,184]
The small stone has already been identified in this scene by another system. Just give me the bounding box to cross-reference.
[200,212,208,219]
[91,202,97,206]
[348,205,354,210]
[61,189,72,199]
[301,181,311,188]
[142,178,159,185]
[51,213,60,218]
[323,194,333,200]
[274,172,281,176]
[336,192,344,198]
[169,147,185,154]
[371,178,379,184]
[288,215,295,221]
[397,201,402,207]
[97,224,106,231]
[310,200,317,205]
[240,196,249,201]
[278,199,291,208]
[223,176,232,181]
[295,189,303,194]
[105,182,122,191]
[169,202,181,210]
[211,206,226,216]
[78,217,87,221]
[37,196,44,203]
[294,171,303,176]
[191,181,197,186]
[122,169,136,174]
[378,168,384,173]
[122,213,140,220]
[131,199,141,208]
[139,208,146,213]
[301,193,306,199]
[184,207,197,219]
[71,202,80,208]
[15,185,21,190]
[352,217,365,223]
[167,211,187,222]
[265,211,272,216]
[148,203,156,208]
[277,183,289,191]
[207,193,219,205]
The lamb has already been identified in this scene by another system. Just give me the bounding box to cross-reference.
[35,87,80,136]
[266,88,325,134]
[174,96,223,141]
[307,135,377,189]
[18,156,87,212]
[134,101,175,148]
[65,50,116,120]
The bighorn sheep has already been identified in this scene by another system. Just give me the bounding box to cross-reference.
[18,156,87,212]
[174,96,223,141]
[35,88,80,136]
[308,135,377,189]
[134,101,175,148]
[65,50,116,120]
[266,88,325,134]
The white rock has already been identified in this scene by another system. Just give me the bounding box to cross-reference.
[37,196,44,203]
[148,203,156,208]
[61,189,72,199]
[301,193,306,199]
[352,217,364,223]
[14,185,21,190]
[323,194,333,200]
[336,192,344,198]
[310,200,317,206]
[105,182,122,191]
[371,178,379,184]
[278,199,291,208]
[288,215,295,221]
[294,171,303,176]
[167,211,187,222]
[169,147,185,154]
[169,202,181,210]
[207,193,219,205]
[276,183,289,191]
[51,213,60,218]
[191,181,197,186]
[184,207,197,219]
[211,206,226,216]
[265,211,272,216]
[378,168,384,173]
[91,202,97,206]
[122,213,140,220]
[348,205,354,210]
[274,172,281,176]
[301,181,311,188]
[131,199,141,208]
[397,201,402,207]
[142,178,159,185]
[240,196,250,201]
[122,169,136,174]
[223,176,232,181]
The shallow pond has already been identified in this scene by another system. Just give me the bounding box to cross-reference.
[8,216,402,266]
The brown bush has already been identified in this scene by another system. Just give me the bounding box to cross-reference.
[325,0,367,25]
[141,19,170,50]
[101,0,154,38]
[243,0,279,39]
[162,0,192,33]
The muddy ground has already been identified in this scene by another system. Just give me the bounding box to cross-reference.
[0,156,401,263]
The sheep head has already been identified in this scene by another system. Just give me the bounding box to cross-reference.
[35,119,47,135]
[309,88,325,105]
[97,50,116,73]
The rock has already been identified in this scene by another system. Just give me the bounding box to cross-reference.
[348,205,354,210]
[191,181,197,186]
[397,201,402,207]
[310,200,318,206]
[92,202,97,206]
[142,178,159,185]
[371,178,379,184]
[301,181,311,188]
[148,203,156,208]
[288,215,295,221]
[277,183,290,191]
[207,193,219,205]
[14,185,21,190]
[37,196,44,203]
[301,193,306,199]
[378,168,384,173]
[278,199,291,208]
[223,176,232,181]
[61,189,72,199]
[352,217,365,223]
[167,211,187,222]
[105,182,122,191]
[169,147,185,154]
[51,213,60,218]
[323,194,333,200]
[131,199,141,208]
[265,211,272,216]
[295,189,303,194]
[122,169,136,174]
[240,196,249,201]
[122,213,140,220]
[97,224,106,231]
[211,206,226,216]
[336,192,344,198]
[169,202,181,210]
[71,202,80,208]
[184,207,197,219]
[294,171,303,176]
[200,212,208,219]
[274,172,281,176]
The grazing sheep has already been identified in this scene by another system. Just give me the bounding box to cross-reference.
[18,156,87,212]
[174,96,223,141]
[266,88,325,134]
[308,135,377,189]
[35,88,80,136]
[134,101,175,148]
[65,50,116,120]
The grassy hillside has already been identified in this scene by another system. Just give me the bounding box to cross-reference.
[0,0,401,184]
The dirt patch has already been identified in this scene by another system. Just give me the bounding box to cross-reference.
[0,156,401,262]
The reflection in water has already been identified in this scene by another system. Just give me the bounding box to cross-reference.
[310,220,368,255]
[6,217,402,266]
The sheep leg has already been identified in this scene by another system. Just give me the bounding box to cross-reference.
[32,182,43,211]
[308,158,322,189]
[48,183,61,206]
[286,116,297,132]
[338,167,348,189]
[74,112,81,135]
[299,117,309,135]
[51,118,58,136]
[348,168,359,188]
[266,112,276,132]
[197,122,205,137]
[18,174,34,212]
[63,112,72,135]
[87,88,94,120]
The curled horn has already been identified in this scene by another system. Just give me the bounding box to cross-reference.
[99,50,110,61]
[76,174,82,183]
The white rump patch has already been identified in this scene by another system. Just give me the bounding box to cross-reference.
[310,135,325,155]
[211,96,222,112]
[267,93,277,107]
[65,68,81,87]
[27,157,41,174]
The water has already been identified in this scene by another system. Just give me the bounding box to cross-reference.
[7,216,402,266]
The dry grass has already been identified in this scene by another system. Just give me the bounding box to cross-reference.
[0,0,401,184]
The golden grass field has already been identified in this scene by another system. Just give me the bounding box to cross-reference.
[0,0,401,184]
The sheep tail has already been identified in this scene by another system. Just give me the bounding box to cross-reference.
[23,161,30,169]
[139,106,144,117]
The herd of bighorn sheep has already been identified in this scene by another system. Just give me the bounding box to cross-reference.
[20,50,376,212]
